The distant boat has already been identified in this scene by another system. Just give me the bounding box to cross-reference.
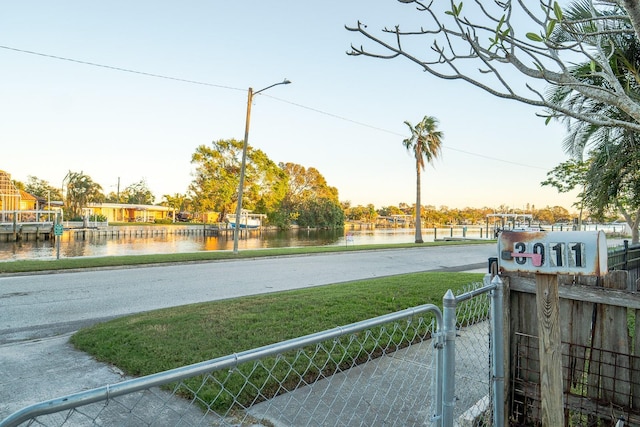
[226,213,262,229]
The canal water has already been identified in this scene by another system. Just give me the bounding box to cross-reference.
[0,227,471,262]
[0,223,627,262]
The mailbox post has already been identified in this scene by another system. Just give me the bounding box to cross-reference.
[498,230,607,427]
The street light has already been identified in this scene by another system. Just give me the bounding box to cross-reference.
[233,78,291,254]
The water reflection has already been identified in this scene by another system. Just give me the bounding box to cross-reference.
[0,228,433,261]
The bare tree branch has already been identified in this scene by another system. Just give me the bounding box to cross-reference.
[346,0,640,131]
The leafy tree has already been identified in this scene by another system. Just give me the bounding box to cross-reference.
[190,139,246,220]
[245,150,288,215]
[279,163,339,204]
[296,198,345,228]
[345,204,378,222]
[190,139,287,222]
[161,193,191,212]
[402,116,443,243]
[11,180,25,191]
[347,1,640,132]
[121,179,155,205]
[104,191,121,203]
[584,139,640,242]
[274,163,341,228]
[378,205,404,216]
[541,159,590,226]
[63,171,104,218]
[24,176,62,202]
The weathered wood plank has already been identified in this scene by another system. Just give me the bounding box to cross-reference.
[597,271,631,405]
[509,275,640,309]
[536,273,565,427]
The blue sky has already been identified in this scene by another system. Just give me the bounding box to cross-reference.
[1,1,578,211]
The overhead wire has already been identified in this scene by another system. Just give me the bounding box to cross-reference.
[0,44,550,171]
[0,45,244,92]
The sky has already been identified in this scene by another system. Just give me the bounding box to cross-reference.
[0,1,580,212]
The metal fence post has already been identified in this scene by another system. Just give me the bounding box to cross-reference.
[490,274,505,427]
[433,322,444,427]
[442,290,457,427]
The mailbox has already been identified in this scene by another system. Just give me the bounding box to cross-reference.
[498,230,607,275]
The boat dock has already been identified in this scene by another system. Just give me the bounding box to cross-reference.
[0,222,260,243]
[0,222,54,242]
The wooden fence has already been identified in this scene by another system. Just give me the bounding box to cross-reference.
[504,265,640,425]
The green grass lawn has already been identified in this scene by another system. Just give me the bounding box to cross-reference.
[71,270,483,412]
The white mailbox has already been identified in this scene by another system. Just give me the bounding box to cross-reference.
[498,230,608,275]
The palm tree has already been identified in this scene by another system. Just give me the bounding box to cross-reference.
[402,116,443,243]
[63,171,104,218]
[545,1,640,242]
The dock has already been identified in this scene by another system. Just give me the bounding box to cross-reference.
[0,222,54,242]
[0,222,260,244]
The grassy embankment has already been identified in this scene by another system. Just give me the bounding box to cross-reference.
[71,270,484,412]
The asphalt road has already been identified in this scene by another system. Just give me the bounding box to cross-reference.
[0,244,496,421]
[0,244,494,344]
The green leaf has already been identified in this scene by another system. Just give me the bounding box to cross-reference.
[553,1,563,21]
[526,32,544,42]
[546,20,557,38]
[447,2,463,17]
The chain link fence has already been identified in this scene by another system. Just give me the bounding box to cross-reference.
[2,276,500,427]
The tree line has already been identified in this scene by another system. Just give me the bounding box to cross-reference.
[344,203,577,227]
[11,139,345,228]
[13,167,580,228]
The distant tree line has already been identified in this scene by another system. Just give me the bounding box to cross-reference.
[12,169,597,228]
[343,203,580,227]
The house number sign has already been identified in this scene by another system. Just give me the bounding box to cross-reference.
[497,230,607,275]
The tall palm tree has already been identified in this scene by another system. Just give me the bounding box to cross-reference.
[402,116,443,243]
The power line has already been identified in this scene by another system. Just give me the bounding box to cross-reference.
[0,45,245,92]
[1,44,551,171]
[266,94,550,171]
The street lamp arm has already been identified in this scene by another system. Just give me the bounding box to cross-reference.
[254,78,291,96]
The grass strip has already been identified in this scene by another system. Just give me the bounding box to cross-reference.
[0,240,493,274]
[71,271,483,412]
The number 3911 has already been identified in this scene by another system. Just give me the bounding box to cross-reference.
[513,241,585,268]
